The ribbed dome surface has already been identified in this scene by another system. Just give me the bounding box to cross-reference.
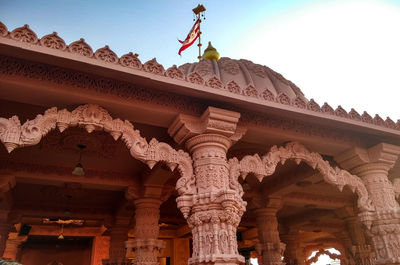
[179,57,306,102]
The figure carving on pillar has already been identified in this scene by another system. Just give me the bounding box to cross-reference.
[169,107,247,265]
[125,198,165,265]
[336,143,400,265]
[102,214,132,265]
[280,228,299,265]
[254,196,285,265]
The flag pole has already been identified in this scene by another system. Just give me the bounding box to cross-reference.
[193,4,206,61]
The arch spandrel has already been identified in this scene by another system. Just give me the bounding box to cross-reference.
[228,141,374,212]
[0,104,195,196]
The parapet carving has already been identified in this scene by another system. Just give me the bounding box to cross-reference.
[228,142,374,212]
[0,104,194,195]
[40,32,67,50]
[0,21,399,131]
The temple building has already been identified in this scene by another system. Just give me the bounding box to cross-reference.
[0,21,400,265]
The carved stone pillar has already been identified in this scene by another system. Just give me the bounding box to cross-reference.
[0,221,11,257]
[3,232,27,260]
[254,197,285,265]
[336,143,400,265]
[169,107,247,265]
[280,231,297,265]
[126,198,165,265]
[103,216,131,265]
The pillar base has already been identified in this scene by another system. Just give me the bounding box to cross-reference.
[189,254,244,265]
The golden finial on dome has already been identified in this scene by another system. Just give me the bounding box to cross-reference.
[202,41,220,61]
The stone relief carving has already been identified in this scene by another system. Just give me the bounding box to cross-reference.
[0,104,194,195]
[187,72,205,85]
[68,38,93,57]
[119,52,142,69]
[218,57,240,75]
[243,85,258,98]
[10,24,38,44]
[94,45,119,64]
[165,65,185,80]
[277,93,291,105]
[229,142,374,212]
[143,58,164,75]
[261,89,276,102]
[206,75,224,89]
[0,21,7,37]
[39,32,67,50]
[226,80,242,94]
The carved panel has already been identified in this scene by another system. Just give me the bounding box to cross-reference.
[40,32,67,50]
[10,24,38,44]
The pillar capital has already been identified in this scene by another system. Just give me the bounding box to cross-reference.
[168,107,246,146]
[335,143,400,174]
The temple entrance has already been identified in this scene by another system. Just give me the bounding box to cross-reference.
[20,236,92,265]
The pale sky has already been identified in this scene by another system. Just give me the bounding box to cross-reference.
[0,0,399,120]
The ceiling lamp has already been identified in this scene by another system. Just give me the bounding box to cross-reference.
[72,144,86,176]
[58,224,64,240]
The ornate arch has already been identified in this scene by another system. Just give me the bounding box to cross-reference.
[0,104,194,195]
[228,142,374,212]
[306,249,342,265]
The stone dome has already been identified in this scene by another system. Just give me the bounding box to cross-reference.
[178,57,306,102]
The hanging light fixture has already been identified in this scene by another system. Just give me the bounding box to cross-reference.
[72,144,86,176]
[58,223,64,240]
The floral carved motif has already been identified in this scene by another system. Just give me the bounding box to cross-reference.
[193,59,212,76]
[243,85,258,98]
[218,57,240,75]
[143,58,164,75]
[293,96,307,109]
[335,105,348,118]
[261,89,276,102]
[226,80,242,94]
[40,32,66,50]
[206,75,223,89]
[241,59,269,78]
[94,45,119,64]
[349,109,362,121]
[165,65,185,80]
[321,103,335,115]
[361,112,374,124]
[307,99,321,112]
[68,38,93,57]
[373,115,385,126]
[230,142,374,212]
[10,24,38,44]
[187,72,204,85]
[277,93,291,105]
[119,52,142,69]
[0,104,194,196]
[0,22,8,37]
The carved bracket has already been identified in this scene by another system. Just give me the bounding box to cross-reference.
[0,104,194,195]
[228,142,374,212]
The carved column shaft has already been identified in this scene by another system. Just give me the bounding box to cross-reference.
[179,134,245,265]
[355,163,400,265]
[3,232,27,260]
[336,143,400,265]
[103,216,131,265]
[345,217,374,265]
[0,222,11,257]
[170,107,246,265]
[280,234,297,265]
[126,198,165,265]
[255,199,285,265]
